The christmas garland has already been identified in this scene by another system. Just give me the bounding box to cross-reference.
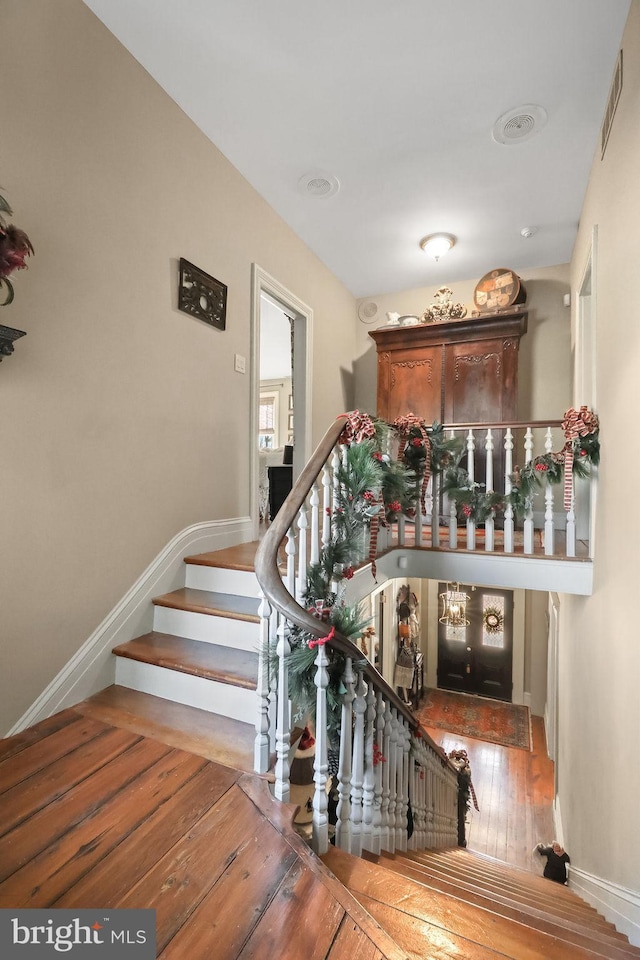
[442,406,600,524]
[271,410,464,733]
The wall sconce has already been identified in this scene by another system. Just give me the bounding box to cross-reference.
[439,582,469,626]
[419,233,456,262]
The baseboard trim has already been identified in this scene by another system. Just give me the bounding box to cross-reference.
[569,866,640,947]
[6,517,253,736]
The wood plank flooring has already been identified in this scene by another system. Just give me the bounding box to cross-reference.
[0,705,405,960]
[423,715,555,872]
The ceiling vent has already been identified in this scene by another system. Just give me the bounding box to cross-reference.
[492,104,548,145]
[601,50,623,159]
[358,300,378,324]
[297,171,340,199]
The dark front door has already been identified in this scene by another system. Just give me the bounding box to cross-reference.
[437,584,513,701]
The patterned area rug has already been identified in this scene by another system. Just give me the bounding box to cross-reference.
[416,687,532,751]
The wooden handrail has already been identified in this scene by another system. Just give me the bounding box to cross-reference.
[443,419,563,431]
[254,414,453,769]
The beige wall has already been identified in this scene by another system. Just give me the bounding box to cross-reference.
[560,2,640,892]
[0,0,356,733]
[354,263,571,421]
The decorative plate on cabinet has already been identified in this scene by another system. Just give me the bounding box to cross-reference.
[474,268,526,312]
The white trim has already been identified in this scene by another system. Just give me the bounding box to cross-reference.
[569,866,640,947]
[523,691,532,709]
[250,264,314,537]
[6,517,253,736]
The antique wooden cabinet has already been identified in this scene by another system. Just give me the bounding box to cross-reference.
[369,310,527,425]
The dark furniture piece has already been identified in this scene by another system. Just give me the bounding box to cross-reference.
[268,465,293,519]
[369,310,527,426]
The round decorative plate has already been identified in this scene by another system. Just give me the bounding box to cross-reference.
[474,268,526,312]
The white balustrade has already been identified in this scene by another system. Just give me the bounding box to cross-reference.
[503,427,514,553]
[361,682,376,853]
[311,639,330,855]
[335,657,355,852]
[273,614,291,803]
[466,429,476,550]
[349,671,367,857]
[484,429,494,552]
[254,590,272,774]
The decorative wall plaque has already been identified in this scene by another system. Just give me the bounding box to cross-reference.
[178,258,227,330]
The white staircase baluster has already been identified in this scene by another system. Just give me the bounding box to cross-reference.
[386,708,398,853]
[361,681,376,852]
[503,427,514,553]
[254,590,272,774]
[335,656,355,852]
[296,503,308,602]
[273,614,291,803]
[544,426,555,555]
[431,473,440,547]
[395,717,406,850]
[380,700,392,852]
[566,484,576,557]
[311,640,329,855]
[523,427,535,554]
[397,513,405,547]
[310,481,320,564]
[285,525,296,596]
[321,461,332,549]
[466,430,476,550]
[425,753,435,847]
[415,489,423,547]
[372,691,385,855]
[484,429,494,552]
[448,428,458,549]
[349,670,367,857]
[331,447,341,527]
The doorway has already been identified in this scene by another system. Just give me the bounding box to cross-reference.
[250,265,313,536]
[437,583,514,701]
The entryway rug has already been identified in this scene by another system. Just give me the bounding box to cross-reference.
[416,687,532,751]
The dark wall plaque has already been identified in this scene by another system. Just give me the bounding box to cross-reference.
[178,258,227,330]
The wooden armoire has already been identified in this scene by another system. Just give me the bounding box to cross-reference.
[370,310,527,426]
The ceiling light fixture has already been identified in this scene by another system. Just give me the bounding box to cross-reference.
[419,233,456,262]
[520,226,538,239]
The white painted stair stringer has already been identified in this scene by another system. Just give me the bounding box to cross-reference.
[152,606,260,652]
[115,658,256,724]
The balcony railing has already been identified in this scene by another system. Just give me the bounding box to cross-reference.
[253,410,599,856]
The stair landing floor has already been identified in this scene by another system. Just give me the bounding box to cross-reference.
[0,702,405,960]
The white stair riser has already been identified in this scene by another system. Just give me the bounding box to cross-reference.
[184,564,261,598]
[115,658,257,724]
[152,605,259,652]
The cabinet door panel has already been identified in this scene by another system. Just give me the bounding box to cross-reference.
[444,339,507,423]
[378,347,443,422]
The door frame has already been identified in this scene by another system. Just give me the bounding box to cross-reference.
[250,264,313,537]
[426,580,525,704]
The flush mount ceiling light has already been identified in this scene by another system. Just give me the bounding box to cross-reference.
[520,226,538,239]
[492,104,548,145]
[297,171,340,199]
[419,233,456,261]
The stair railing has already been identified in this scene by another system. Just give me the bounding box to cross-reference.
[254,415,459,856]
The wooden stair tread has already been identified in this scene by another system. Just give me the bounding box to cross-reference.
[184,541,259,572]
[323,846,638,960]
[73,686,264,775]
[152,587,260,622]
[426,847,590,904]
[112,632,258,689]
[393,850,617,930]
[377,852,631,952]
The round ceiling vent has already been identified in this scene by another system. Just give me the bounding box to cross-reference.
[492,104,548,145]
[297,171,340,199]
[358,300,378,324]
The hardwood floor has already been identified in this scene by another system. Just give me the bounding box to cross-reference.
[423,715,556,872]
[0,705,405,960]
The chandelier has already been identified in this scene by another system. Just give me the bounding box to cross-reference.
[439,582,470,626]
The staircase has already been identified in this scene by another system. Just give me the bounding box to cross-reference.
[78,542,266,774]
[323,845,640,960]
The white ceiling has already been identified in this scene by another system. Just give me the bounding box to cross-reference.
[83,0,630,298]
